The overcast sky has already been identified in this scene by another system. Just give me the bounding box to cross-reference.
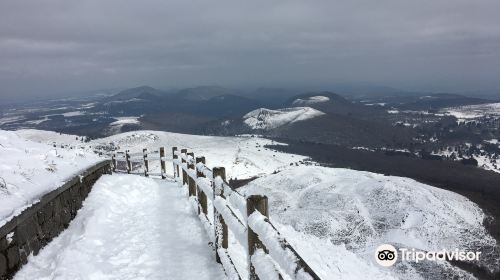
[1,0,499,101]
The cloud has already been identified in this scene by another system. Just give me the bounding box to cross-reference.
[0,0,499,100]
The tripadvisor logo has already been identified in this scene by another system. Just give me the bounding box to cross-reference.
[375,244,398,267]
[375,244,482,267]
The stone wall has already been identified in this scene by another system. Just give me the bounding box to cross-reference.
[0,160,111,279]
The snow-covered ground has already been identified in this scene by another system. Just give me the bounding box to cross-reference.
[241,166,499,279]
[106,116,142,134]
[110,116,140,126]
[0,130,101,227]
[440,102,500,120]
[243,107,325,130]
[14,175,225,280]
[16,129,307,180]
[432,146,500,174]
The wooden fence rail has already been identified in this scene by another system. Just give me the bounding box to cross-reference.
[112,148,167,179]
[111,147,321,280]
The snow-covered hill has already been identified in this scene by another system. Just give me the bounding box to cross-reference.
[243,107,325,130]
[241,166,499,279]
[292,96,330,106]
[0,130,101,226]
[16,129,309,180]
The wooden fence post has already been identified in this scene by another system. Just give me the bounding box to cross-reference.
[247,195,269,280]
[126,150,131,174]
[160,147,166,179]
[112,154,116,172]
[172,147,178,178]
[187,152,196,196]
[181,149,187,185]
[213,167,228,263]
[143,148,149,177]
[196,156,207,215]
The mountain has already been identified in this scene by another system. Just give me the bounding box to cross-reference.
[397,93,493,111]
[197,94,263,117]
[286,92,385,118]
[243,107,325,130]
[326,83,408,97]
[175,86,235,101]
[353,92,494,111]
[105,86,167,101]
[247,88,304,106]
[197,91,413,147]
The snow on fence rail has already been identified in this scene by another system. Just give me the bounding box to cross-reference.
[111,147,321,280]
[172,147,321,280]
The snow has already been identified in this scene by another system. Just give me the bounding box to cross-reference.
[15,129,86,144]
[24,116,50,125]
[93,130,307,180]
[441,102,500,119]
[104,98,144,105]
[10,128,500,278]
[61,111,85,117]
[110,116,140,126]
[251,249,282,280]
[241,166,498,279]
[15,175,225,280]
[432,146,500,173]
[217,249,241,280]
[278,226,396,280]
[292,96,330,106]
[16,129,305,181]
[248,211,314,280]
[0,115,26,125]
[484,139,498,145]
[213,196,247,249]
[243,107,325,130]
[0,130,101,227]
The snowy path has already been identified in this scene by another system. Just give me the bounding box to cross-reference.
[14,175,226,280]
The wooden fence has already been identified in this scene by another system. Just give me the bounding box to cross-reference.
[111,148,167,179]
[112,147,321,280]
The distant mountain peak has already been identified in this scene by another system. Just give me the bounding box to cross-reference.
[176,86,233,101]
[288,91,349,105]
[108,86,164,101]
